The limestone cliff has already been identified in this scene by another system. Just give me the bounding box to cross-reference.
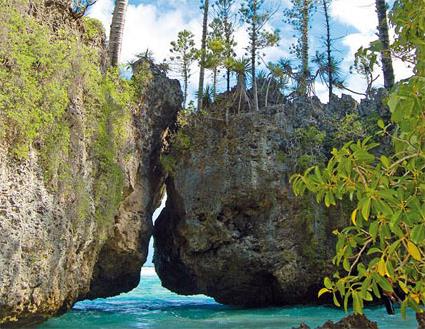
[154,95,382,306]
[0,1,182,326]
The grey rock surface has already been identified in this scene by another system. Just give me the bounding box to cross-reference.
[0,5,182,325]
[153,95,376,306]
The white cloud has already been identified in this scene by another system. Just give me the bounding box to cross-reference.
[88,0,202,65]
[331,0,377,34]
[329,0,412,101]
[87,0,114,35]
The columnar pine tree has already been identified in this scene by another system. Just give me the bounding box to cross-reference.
[375,0,395,89]
[198,0,210,111]
[323,0,333,99]
[170,30,198,108]
[212,0,237,92]
[284,0,316,95]
[109,0,128,66]
[240,0,279,112]
[205,35,226,99]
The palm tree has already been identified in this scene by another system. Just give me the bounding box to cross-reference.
[375,0,395,89]
[109,0,128,67]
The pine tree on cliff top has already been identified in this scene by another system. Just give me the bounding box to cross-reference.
[197,0,210,111]
[284,0,316,96]
[240,0,279,112]
[211,0,237,92]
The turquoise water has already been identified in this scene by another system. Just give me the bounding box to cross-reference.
[38,268,417,329]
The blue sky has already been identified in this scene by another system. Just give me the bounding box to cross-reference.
[88,0,411,102]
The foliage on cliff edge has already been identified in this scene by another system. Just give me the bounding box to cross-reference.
[0,0,142,228]
[292,0,425,318]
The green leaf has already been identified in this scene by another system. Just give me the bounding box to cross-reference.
[352,291,363,314]
[387,240,400,255]
[407,241,422,261]
[333,294,341,307]
[373,273,393,292]
[380,155,391,168]
[343,258,350,272]
[369,221,379,240]
[344,291,351,312]
[388,94,400,113]
[336,279,345,296]
[324,277,332,289]
[361,198,371,220]
[411,224,425,245]
[372,281,381,298]
[377,259,386,276]
[351,208,358,225]
[318,288,330,298]
[361,276,372,298]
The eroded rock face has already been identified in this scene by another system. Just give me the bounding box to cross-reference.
[154,96,377,306]
[0,3,182,326]
[86,60,182,299]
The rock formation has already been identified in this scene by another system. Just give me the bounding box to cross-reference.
[291,314,379,329]
[0,0,394,326]
[417,312,425,329]
[0,1,182,326]
[86,60,182,299]
[154,95,383,306]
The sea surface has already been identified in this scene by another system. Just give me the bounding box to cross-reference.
[38,268,417,329]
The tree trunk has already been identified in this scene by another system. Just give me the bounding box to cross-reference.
[109,0,128,67]
[323,0,333,100]
[183,62,188,108]
[300,0,310,96]
[213,67,217,100]
[197,0,209,111]
[265,76,272,107]
[225,15,232,92]
[251,0,259,112]
[375,0,395,89]
[237,72,249,113]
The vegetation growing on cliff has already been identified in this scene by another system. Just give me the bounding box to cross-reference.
[292,0,425,318]
[0,0,140,229]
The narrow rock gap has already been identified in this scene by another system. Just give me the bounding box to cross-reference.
[145,194,167,269]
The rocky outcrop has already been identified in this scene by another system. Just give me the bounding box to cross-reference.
[417,312,425,329]
[292,314,379,329]
[85,60,182,299]
[154,95,379,306]
[0,1,182,326]
[317,314,379,329]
